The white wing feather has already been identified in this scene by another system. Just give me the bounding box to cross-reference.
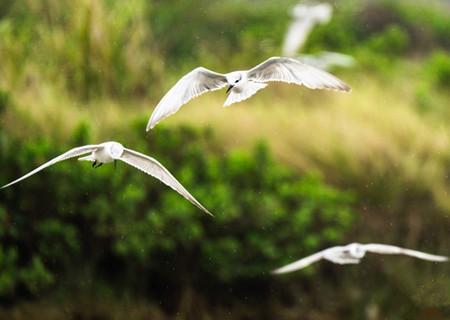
[363,244,448,262]
[247,57,351,92]
[119,148,213,216]
[272,250,327,274]
[298,52,356,71]
[147,67,227,130]
[282,20,315,56]
[1,145,99,189]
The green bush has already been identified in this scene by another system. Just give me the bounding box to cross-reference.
[0,124,355,301]
[425,51,450,88]
[0,89,10,115]
[365,25,409,57]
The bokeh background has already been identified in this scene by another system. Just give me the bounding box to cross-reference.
[0,0,449,319]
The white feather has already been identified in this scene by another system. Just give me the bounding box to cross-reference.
[223,82,267,107]
[282,3,333,56]
[2,142,213,216]
[273,243,448,274]
[248,57,351,92]
[147,56,350,129]
[1,145,99,189]
[119,148,213,216]
[147,67,227,130]
[363,244,449,262]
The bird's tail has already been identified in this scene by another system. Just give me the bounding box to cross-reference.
[224,82,267,107]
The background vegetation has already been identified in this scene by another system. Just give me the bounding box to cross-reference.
[0,0,449,319]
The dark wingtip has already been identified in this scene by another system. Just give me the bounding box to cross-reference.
[338,82,351,93]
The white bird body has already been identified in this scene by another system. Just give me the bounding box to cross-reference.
[147,57,351,130]
[272,242,448,274]
[2,141,213,216]
[76,141,124,163]
[224,71,268,107]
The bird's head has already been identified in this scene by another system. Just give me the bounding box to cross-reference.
[105,141,124,159]
[348,243,365,258]
[226,72,243,93]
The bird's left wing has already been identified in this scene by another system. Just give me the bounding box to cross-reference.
[247,57,351,92]
[272,250,327,274]
[1,145,99,189]
[119,148,213,216]
[147,67,227,130]
[363,244,448,262]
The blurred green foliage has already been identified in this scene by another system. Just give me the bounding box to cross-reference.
[425,51,450,88]
[0,0,164,100]
[0,124,354,300]
[0,0,449,318]
[0,0,449,101]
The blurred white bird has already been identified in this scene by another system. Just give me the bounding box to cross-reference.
[298,51,356,71]
[282,2,356,71]
[272,243,448,274]
[146,56,350,130]
[282,2,332,57]
[1,141,213,216]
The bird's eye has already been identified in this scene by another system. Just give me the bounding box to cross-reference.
[234,80,239,83]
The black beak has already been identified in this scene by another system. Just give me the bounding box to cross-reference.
[226,85,233,94]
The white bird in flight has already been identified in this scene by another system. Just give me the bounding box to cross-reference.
[282,2,332,57]
[146,56,350,130]
[1,141,213,216]
[272,243,448,274]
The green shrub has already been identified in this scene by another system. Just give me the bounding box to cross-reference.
[425,51,450,88]
[0,89,10,114]
[0,124,355,300]
[366,25,409,57]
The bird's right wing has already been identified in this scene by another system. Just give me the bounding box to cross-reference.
[120,148,213,216]
[272,250,326,274]
[147,67,227,130]
[1,145,99,188]
[363,244,448,262]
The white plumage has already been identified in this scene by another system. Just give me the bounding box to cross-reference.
[147,57,350,130]
[298,51,356,71]
[282,2,333,57]
[272,243,448,274]
[2,141,213,216]
[282,2,356,71]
